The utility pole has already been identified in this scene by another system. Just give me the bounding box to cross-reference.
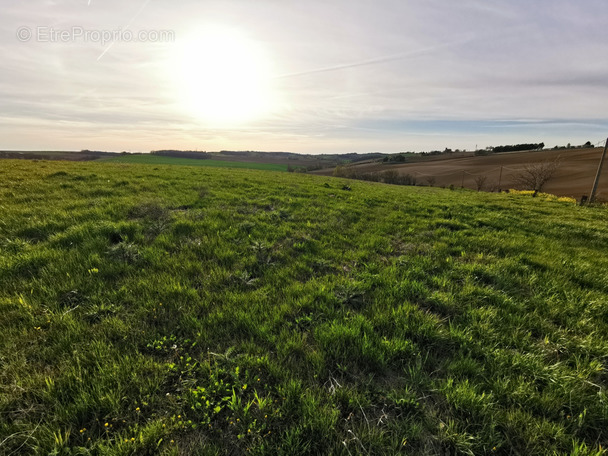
[589,137,608,204]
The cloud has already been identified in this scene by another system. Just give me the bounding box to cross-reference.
[1,0,608,153]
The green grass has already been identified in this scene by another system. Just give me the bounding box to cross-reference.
[101,154,289,172]
[1,159,608,455]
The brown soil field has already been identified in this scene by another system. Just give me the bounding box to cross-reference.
[313,147,608,201]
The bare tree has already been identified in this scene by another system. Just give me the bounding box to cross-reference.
[425,176,436,187]
[474,175,487,191]
[382,169,400,184]
[513,157,561,195]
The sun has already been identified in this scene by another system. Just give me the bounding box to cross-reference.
[171,26,275,125]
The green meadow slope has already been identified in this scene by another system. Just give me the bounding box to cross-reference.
[100,154,289,172]
[1,160,607,455]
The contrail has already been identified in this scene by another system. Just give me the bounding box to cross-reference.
[273,35,475,80]
[97,42,116,61]
[97,0,152,61]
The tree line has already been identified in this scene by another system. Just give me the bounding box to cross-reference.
[150,150,209,160]
[492,143,545,153]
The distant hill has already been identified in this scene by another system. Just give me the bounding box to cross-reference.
[313,147,608,201]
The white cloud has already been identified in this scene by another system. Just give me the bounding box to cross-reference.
[1,0,607,153]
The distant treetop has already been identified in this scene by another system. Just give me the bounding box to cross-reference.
[492,143,545,153]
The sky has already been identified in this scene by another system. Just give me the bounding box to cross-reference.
[1,0,608,154]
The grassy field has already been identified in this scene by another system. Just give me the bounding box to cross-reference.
[100,154,289,172]
[1,159,608,455]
